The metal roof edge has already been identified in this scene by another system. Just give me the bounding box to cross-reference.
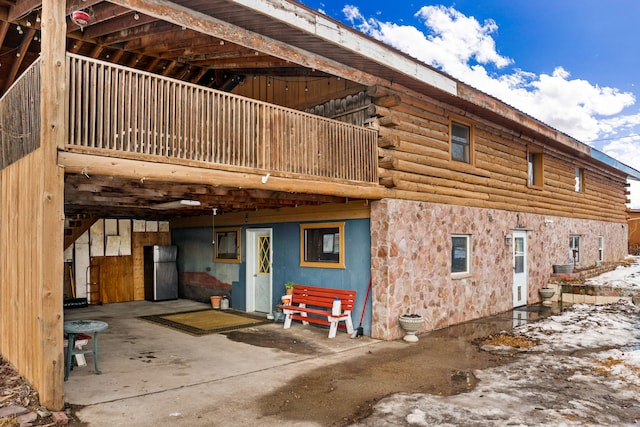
[590,148,640,181]
[233,0,457,95]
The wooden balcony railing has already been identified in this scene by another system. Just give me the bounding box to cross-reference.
[67,54,378,183]
[0,59,41,170]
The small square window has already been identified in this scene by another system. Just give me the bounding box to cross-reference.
[451,235,470,274]
[451,122,471,164]
[300,222,345,269]
[214,228,241,263]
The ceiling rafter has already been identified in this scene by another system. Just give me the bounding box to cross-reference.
[63,173,346,219]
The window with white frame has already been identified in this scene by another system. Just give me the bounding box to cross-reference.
[598,236,604,262]
[451,235,470,274]
[569,235,580,263]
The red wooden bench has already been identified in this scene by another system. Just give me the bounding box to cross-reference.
[276,284,356,338]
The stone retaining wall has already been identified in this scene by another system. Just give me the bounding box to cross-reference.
[544,282,639,305]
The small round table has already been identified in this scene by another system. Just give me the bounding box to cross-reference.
[64,320,108,381]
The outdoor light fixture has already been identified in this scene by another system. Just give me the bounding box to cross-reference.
[71,10,91,27]
[504,233,513,245]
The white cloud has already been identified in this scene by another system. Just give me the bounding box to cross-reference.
[342,4,640,206]
[343,5,635,142]
[601,137,640,209]
[413,6,512,68]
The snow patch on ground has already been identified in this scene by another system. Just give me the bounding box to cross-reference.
[354,259,640,426]
[584,256,640,288]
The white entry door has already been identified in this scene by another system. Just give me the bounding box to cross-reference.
[246,228,272,313]
[512,230,528,307]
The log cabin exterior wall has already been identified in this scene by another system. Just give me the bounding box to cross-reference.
[232,75,365,112]
[369,85,629,222]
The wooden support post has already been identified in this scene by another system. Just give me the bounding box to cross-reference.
[39,0,66,409]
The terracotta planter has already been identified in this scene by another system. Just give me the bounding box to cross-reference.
[210,295,222,309]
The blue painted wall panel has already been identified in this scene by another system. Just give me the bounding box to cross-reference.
[173,217,372,335]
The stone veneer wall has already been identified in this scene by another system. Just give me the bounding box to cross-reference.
[370,199,628,340]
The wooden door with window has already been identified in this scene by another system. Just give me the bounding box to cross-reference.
[246,228,272,313]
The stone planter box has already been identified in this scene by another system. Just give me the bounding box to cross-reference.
[552,264,574,274]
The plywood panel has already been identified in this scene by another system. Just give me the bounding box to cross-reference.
[118,219,132,255]
[74,231,90,299]
[104,218,118,235]
[133,219,146,232]
[90,219,105,256]
[92,256,134,304]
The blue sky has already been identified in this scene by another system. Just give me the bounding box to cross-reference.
[299,0,640,208]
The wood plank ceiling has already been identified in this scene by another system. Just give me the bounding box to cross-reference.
[0,0,355,220]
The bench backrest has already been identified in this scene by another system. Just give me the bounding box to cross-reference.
[292,284,356,311]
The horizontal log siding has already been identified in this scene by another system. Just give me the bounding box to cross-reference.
[67,54,378,184]
[373,87,628,222]
[0,59,41,170]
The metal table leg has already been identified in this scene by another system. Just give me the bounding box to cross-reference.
[64,333,76,381]
[92,332,101,374]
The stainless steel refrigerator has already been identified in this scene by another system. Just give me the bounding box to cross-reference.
[144,245,178,301]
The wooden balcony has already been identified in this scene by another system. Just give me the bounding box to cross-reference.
[66,54,378,184]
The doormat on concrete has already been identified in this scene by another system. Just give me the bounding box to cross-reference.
[140,309,271,336]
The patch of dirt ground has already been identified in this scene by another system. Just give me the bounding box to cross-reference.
[236,323,513,426]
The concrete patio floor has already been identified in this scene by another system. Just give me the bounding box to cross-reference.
[63,300,557,426]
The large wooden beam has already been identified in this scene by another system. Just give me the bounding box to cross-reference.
[58,151,392,201]
[39,0,65,409]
